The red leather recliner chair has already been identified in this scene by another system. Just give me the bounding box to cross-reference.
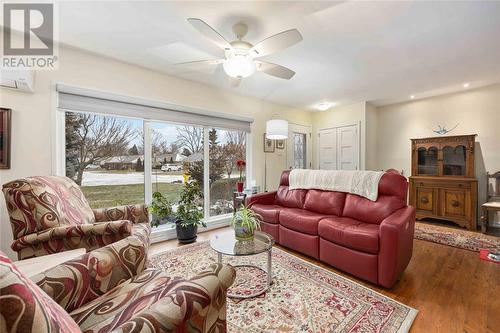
[246,170,415,288]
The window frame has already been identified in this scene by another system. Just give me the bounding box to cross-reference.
[53,84,252,243]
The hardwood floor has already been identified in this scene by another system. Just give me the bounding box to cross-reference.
[150,226,500,333]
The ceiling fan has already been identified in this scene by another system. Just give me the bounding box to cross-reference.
[175,18,303,87]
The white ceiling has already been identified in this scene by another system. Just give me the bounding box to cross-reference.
[57,1,500,110]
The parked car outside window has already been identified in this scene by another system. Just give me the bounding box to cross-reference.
[161,164,182,172]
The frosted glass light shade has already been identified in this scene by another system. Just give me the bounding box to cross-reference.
[266,119,288,139]
[223,54,256,78]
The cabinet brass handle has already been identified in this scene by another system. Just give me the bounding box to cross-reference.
[451,200,460,207]
[420,197,429,204]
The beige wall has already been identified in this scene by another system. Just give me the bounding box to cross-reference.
[312,102,367,170]
[0,45,312,259]
[376,83,500,213]
[365,103,379,170]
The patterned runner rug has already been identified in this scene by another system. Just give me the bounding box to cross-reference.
[414,222,500,252]
[150,241,417,333]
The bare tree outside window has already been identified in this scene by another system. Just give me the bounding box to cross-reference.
[65,113,137,185]
[175,126,203,154]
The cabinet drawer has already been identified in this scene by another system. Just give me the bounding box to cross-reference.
[414,180,471,189]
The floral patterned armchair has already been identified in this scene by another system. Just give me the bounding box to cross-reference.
[0,236,236,333]
[2,176,150,259]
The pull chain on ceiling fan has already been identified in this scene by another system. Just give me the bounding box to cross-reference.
[175,18,303,87]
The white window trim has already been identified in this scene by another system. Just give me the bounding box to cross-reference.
[52,82,253,243]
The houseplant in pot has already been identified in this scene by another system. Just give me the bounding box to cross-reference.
[236,159,246,193]
[150,180,205,243]
[175,180,206,243]
[150,191,173,227]
[231,205,261,241]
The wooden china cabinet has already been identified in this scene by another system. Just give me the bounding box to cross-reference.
[409,134,478,230]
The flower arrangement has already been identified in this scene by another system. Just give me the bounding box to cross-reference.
[236,159,246,192]
[236,159,246,182]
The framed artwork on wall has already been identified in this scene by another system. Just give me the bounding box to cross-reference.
[276,139,286,149]
[263,134,275,152]
[0,108,11,169]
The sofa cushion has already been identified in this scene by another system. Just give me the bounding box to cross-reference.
[279,208,328,235]
[303,190,346,216]
[276,186,306,208]
[318,216,380,254]
[0,251,81,333]
[342,194,406,224]
[251,204,283,224]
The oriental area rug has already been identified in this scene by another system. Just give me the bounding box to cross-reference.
[150,241,417,333]
[414,222,500,252]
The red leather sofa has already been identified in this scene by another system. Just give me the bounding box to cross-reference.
[246,170,415,288]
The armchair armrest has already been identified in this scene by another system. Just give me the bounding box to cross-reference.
[11,220,132,251]
[93,203,149,224]
[110,263,236,333]
[378,206,416,288]
[31,236,147,313]
[245,191,277,207]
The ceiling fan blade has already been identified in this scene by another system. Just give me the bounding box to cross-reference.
[187,18,233,51]
[228,76,241,88]
[250,29,303,57]
[174,59,224,67]
[255,61,296,80]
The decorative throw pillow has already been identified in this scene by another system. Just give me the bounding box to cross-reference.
[0,251,81,333]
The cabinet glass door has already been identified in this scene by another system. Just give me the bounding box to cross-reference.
[442,145,466,176]
[417,146,438,175]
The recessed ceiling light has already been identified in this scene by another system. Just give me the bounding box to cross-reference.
[463,83,470,88]
[315,102,335,111]
[410,95,415,99]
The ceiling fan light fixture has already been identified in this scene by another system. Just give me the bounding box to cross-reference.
[223,52,255,78]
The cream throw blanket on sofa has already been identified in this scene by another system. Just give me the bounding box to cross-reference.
[289,169,384,201]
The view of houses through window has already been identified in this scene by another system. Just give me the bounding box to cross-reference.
[65,111,247,226]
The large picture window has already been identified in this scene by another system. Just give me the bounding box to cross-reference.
[59,85,252,233]
[65,112,144,208]
[209,128,246,216]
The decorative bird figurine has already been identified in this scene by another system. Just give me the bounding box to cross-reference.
[433,123,459,135]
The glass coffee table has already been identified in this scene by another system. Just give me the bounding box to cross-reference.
[210,230,275,299]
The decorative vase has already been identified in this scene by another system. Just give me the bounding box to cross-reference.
[236,181,244,193]
[176,222,198,244]
[233,222,254,241]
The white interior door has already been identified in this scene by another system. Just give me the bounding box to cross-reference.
[318,124,359,170]
[338,125,358,170]
[319,129,337,170]
[287,124,312,169]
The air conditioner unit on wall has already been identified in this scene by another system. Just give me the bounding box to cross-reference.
[0,69,35,93]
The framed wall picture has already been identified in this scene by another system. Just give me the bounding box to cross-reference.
[0,108,11,169]
[263,133,275,152]
[276,139,286,149]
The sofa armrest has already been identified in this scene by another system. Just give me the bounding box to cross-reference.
[93,204,149,224]
[378,206,415,288]
[31,236,147,313]
[245,191,277,207]
[11,221,132,251]
[109,263,236,333]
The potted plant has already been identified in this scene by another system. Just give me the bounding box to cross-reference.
[149,180,206,243]
[236,159,246,193]
[175,180,206,243]
[231,205,261,241]
[150,191,173,227]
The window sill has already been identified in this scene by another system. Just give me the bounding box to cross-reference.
[150,214,232,244]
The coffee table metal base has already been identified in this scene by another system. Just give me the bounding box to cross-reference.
[217,249,272,299]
